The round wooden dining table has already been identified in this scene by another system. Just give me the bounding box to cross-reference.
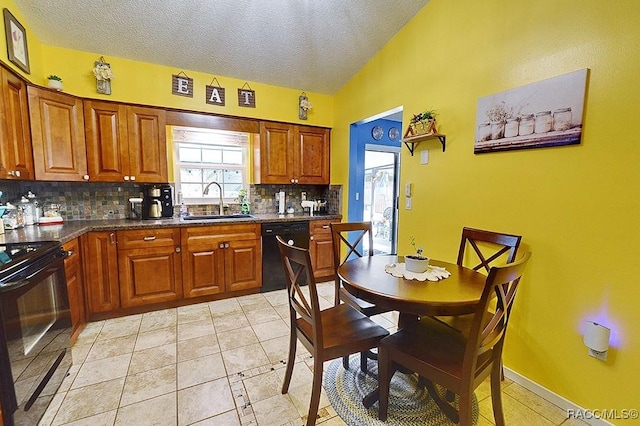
[338,254,487,408]
[337,255,487,323]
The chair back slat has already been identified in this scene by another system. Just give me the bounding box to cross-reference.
[457,227,522,273]
[331,222,374,268]
[464,252,531,369]
[277,235,323,344]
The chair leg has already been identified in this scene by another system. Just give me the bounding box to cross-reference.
[281,330,297,394]
[334,280,341,307]
[360,352,368,373]
[458,390,473,426]
[491,362,506,426]
[306,356,324,426]
[377,346,396,421]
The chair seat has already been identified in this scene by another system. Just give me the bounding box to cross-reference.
[297,304,389,359]
[339,287,389,317]
[381,317,493,388]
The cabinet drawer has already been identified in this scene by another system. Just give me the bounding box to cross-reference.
[63,238,81,265]
[310,220,338,239]
[117,228,180,250]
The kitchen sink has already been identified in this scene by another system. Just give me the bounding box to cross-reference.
[181,214,255,221]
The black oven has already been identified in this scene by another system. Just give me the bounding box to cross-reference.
[0,241,71,426]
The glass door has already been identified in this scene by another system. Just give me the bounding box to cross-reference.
[363,148,399,254]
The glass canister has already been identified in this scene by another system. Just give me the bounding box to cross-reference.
[3,203,24,229]
[553,107,572,131]
[534,111,552,134]
[519,114,535,136]
[504,118,520,138]
[477,121,492,142]
[20,195,36,225]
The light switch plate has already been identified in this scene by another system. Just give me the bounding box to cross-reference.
[421,150,429,164]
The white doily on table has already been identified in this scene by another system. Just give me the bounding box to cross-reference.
[384,263,451,281]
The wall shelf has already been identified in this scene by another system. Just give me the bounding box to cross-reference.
[402,133,446,155]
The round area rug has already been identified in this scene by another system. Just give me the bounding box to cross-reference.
[323,356,478,426]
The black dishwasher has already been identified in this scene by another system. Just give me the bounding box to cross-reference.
[261,221,310,292]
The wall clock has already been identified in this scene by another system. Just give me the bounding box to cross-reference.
[388,127,399,141]
[371,126,384,140]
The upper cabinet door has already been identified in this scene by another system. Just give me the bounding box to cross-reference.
[256,121,293,184]
[0,68,33,180]
[84,100,129,182]
[28,86,88,181]
[127,106,167,183]
[295,125,330,184]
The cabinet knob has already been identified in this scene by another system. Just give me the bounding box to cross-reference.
[175,247,181,253]
[294,179,299,183]
[290,178,295,183]
[224,243,230,248]
[66,250,74,257]
[124,176,130,181]
[219,243,224,249]
[310,236,314,241]
[7,170,15,176]
[14,170,20,177]
[83,175,90,180]
[130,176,136,181]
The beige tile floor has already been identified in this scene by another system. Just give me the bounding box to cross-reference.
[39,282,585,426]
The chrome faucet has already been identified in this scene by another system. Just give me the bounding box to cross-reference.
[203,181,224,215]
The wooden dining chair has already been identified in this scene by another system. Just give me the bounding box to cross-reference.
[330,221,391,373]
[277,236,389,426]
[377,252,531,425]
[457,227,522,274]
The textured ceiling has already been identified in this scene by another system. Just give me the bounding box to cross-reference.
[14,0,428,95]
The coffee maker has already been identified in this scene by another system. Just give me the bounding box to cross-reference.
[142,184,173,219]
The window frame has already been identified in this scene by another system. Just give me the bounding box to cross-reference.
[172,127,249,205]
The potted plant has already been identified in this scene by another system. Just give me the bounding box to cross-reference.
[46,75,63,91]
[405,236,430,273]
[410,109,437,135]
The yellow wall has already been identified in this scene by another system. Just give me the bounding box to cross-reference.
[333,0,640,419]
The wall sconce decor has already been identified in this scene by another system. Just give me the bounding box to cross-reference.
[299,92,312,120]
[93,56,113,95]
[584,320,610,361]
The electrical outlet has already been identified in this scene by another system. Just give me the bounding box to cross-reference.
[405,197,412,210]
[301,191,307,201]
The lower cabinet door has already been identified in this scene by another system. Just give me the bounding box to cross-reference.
[182,241,226,298]
[119,246,182,308]
[84,232,120,314]
[225,238,262,292]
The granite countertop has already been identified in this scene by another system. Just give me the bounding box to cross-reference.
[0,213,342,244]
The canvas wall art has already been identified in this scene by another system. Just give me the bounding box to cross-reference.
[474,69,588,154]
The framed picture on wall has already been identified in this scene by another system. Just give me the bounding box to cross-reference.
[3,8,30,74]
[474,69,588,154]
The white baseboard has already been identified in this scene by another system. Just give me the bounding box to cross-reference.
[503,367,613,426]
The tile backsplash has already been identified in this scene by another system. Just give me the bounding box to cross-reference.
[0,181,342,220]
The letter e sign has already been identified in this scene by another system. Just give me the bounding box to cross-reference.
[172,74,193,97]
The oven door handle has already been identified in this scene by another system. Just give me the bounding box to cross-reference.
[0,278,30,291]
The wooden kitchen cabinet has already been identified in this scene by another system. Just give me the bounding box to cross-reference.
[63,238,86,339]
[117,228,182,308]
[85,101,168,183]
[83,231,120,314]
[255,122,330,184]
[309,219,340,280]
[0,67,33,180]
[28,86,88,181]
[182,224,261,298]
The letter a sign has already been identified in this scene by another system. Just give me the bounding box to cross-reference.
[206,85,226,106]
